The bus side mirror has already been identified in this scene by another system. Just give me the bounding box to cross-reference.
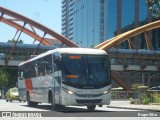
[54,52,61,62]
[19,77,24,80]
[55,77,61,84]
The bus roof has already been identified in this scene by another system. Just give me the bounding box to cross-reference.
[19,48,107,66]
[53,48,107,55]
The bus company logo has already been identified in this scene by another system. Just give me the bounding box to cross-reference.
[2,112,11,117]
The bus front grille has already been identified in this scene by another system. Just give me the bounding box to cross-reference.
[76,99,102,104]
[76,93,103,98]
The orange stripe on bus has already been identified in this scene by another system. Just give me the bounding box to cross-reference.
[25,78,33,90]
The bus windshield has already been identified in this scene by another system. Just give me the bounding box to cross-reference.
[61,54,111,89]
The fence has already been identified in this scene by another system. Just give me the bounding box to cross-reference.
[111,90,160,103]
[111,91,139,100]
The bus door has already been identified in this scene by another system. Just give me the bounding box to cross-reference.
[53,56,62,105]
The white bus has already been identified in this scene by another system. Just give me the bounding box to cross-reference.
[18,48,111,110]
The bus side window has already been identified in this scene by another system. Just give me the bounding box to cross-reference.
[45,62,52,75]
[34,63,39,77]
[53,53,61,72]
[54,64,59,72]
[21,72,23,78]
[53,59,61,71]
[53,55,61,84]
[44,55,52,75]
[18,69,24,80]
[38,59,45,76]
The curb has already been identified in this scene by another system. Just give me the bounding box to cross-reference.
[107,106,160,112]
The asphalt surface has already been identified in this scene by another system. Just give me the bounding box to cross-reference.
[0,99,141,116]
[108,100,160,112]
[1,99,160,120]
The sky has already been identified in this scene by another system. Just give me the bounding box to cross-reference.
[0,0,61,44]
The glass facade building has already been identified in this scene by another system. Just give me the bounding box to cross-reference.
[62,0,105,47]
[61,0,160,49]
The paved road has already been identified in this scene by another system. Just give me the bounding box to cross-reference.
[2,99,160,120]
[0,99,140,112]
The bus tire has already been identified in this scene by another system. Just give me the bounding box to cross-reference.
[27,92,38,107]
[87,105,96,111]
[49,91,58,111]
[49,93,55,110]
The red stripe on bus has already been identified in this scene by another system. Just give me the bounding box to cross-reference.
[25,78,33,90]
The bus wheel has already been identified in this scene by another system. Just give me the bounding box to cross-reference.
[27,92,38,107]
[87,105,96,111]
[27,92,31,106]
[49,92,60,111]
[50,93,56,111]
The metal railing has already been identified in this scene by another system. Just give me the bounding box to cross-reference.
[111,91,139,100]
[111,90,160,103]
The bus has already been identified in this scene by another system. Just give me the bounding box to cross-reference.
[18,48,111,110]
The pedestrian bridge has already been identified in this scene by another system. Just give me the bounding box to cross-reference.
[0,42,55,66]
[0,43,159,73]
[108,48,160,72]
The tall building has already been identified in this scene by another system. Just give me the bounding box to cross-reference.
[61,0,72,39]
[61,0,105,47]
[61,0,160,49]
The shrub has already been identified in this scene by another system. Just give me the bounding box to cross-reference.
[141,93,149,105]
[152,92,160,103]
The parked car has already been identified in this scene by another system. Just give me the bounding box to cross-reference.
[150,86,160,90]
[6,87,24,102]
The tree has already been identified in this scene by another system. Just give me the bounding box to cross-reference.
[0,68,9,88]
[0,68,9,97]
[7,69,18,88]
[7,39,23,43]
[146,0,160,17]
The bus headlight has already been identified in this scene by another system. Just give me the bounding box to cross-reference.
[63,88,75,95]
[68,90,74,95]
[103,88,111,94]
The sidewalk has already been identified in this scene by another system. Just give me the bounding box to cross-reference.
[108,100,160,111]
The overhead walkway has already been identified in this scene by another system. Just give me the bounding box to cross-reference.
[0,42,55,66]
[108,48,160,91]
[108,48,160,72]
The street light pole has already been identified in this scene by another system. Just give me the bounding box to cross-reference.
[147,75,156,89]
